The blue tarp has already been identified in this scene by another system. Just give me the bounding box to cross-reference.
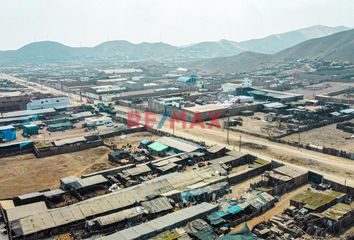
[226,205,243,215]
[0,126,16,142]
[207,212,225,225]
[140,139,152,146]
[215,211,228,217]
[176,76,197,84]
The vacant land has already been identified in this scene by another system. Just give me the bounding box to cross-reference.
[0,131,158,198]
[281,122,354,152]
[208,112,286,138]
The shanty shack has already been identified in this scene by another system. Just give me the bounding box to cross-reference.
[22,124,39,137]
[148,141,169,155]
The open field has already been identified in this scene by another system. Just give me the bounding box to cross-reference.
[0,131,158,198]
[281,121,354,152]
[219,112,287,138]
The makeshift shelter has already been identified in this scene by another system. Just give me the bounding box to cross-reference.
[148,141,169,154]
[140,140,152,148]
[47,121,74,132]
[176,76,197,84]
[22,124,39,137]
[219,224,258,240]
[108,150,129,162]
[0,125,16,142]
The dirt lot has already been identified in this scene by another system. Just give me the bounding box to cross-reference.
[225,175,263,199]
[281,121,354,152]
[0,131,158,198]
[208,112,286,138]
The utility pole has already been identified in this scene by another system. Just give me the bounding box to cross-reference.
[227,108,230,145]
[173,120,175,136]
[239,134,242,151]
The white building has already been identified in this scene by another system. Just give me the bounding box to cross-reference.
[85,117,112,127]
[242,78,253,88]
[26,96,70,110]
[160,97,184,106]
[221,82,241,92]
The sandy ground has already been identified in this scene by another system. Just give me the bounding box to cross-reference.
[231,184,310,232]
[212,112,287,138]
[0,131,157,198]
[0,147,111,198]
[281,121,354,152]
[225,175,263,199]
[115,106,354,185]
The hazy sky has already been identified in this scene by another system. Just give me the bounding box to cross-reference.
[0,0,353,50]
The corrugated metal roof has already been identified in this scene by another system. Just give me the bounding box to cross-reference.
[123,164,152,177]
[273,165,307,179]
[93,207,144,227]
[11,167,225,237]
[6,202,48,222]
[54,137,87,146]
[100,203,218,240]
[0,125,15,131]
[141,197,173,214]
[1,108,55,118]
[156,137,202,153]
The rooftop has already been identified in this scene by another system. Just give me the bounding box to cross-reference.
[320,203,353,221]
[291,190,343,211]
[155,136,202,153]
[100,202,217,240]
[184,103,228,113]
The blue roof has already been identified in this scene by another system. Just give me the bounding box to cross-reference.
[215,211,228,217]
[226,205,243,215]
[176,77,192,83]
[207,212,225,225]
[140,140,152,145]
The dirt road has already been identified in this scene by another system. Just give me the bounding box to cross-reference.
[3,74,353,187]
[0,73,83,104]
[117,108,354,187]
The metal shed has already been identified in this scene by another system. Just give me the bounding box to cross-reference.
[0,125,16,142]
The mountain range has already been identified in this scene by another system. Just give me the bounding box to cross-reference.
[189,29,354,73]
[0,25,350,64]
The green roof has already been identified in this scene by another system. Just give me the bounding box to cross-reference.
[291,191,341,211]
[249,159,269,168]
[148,142,169,153]
[320,203,353,221]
